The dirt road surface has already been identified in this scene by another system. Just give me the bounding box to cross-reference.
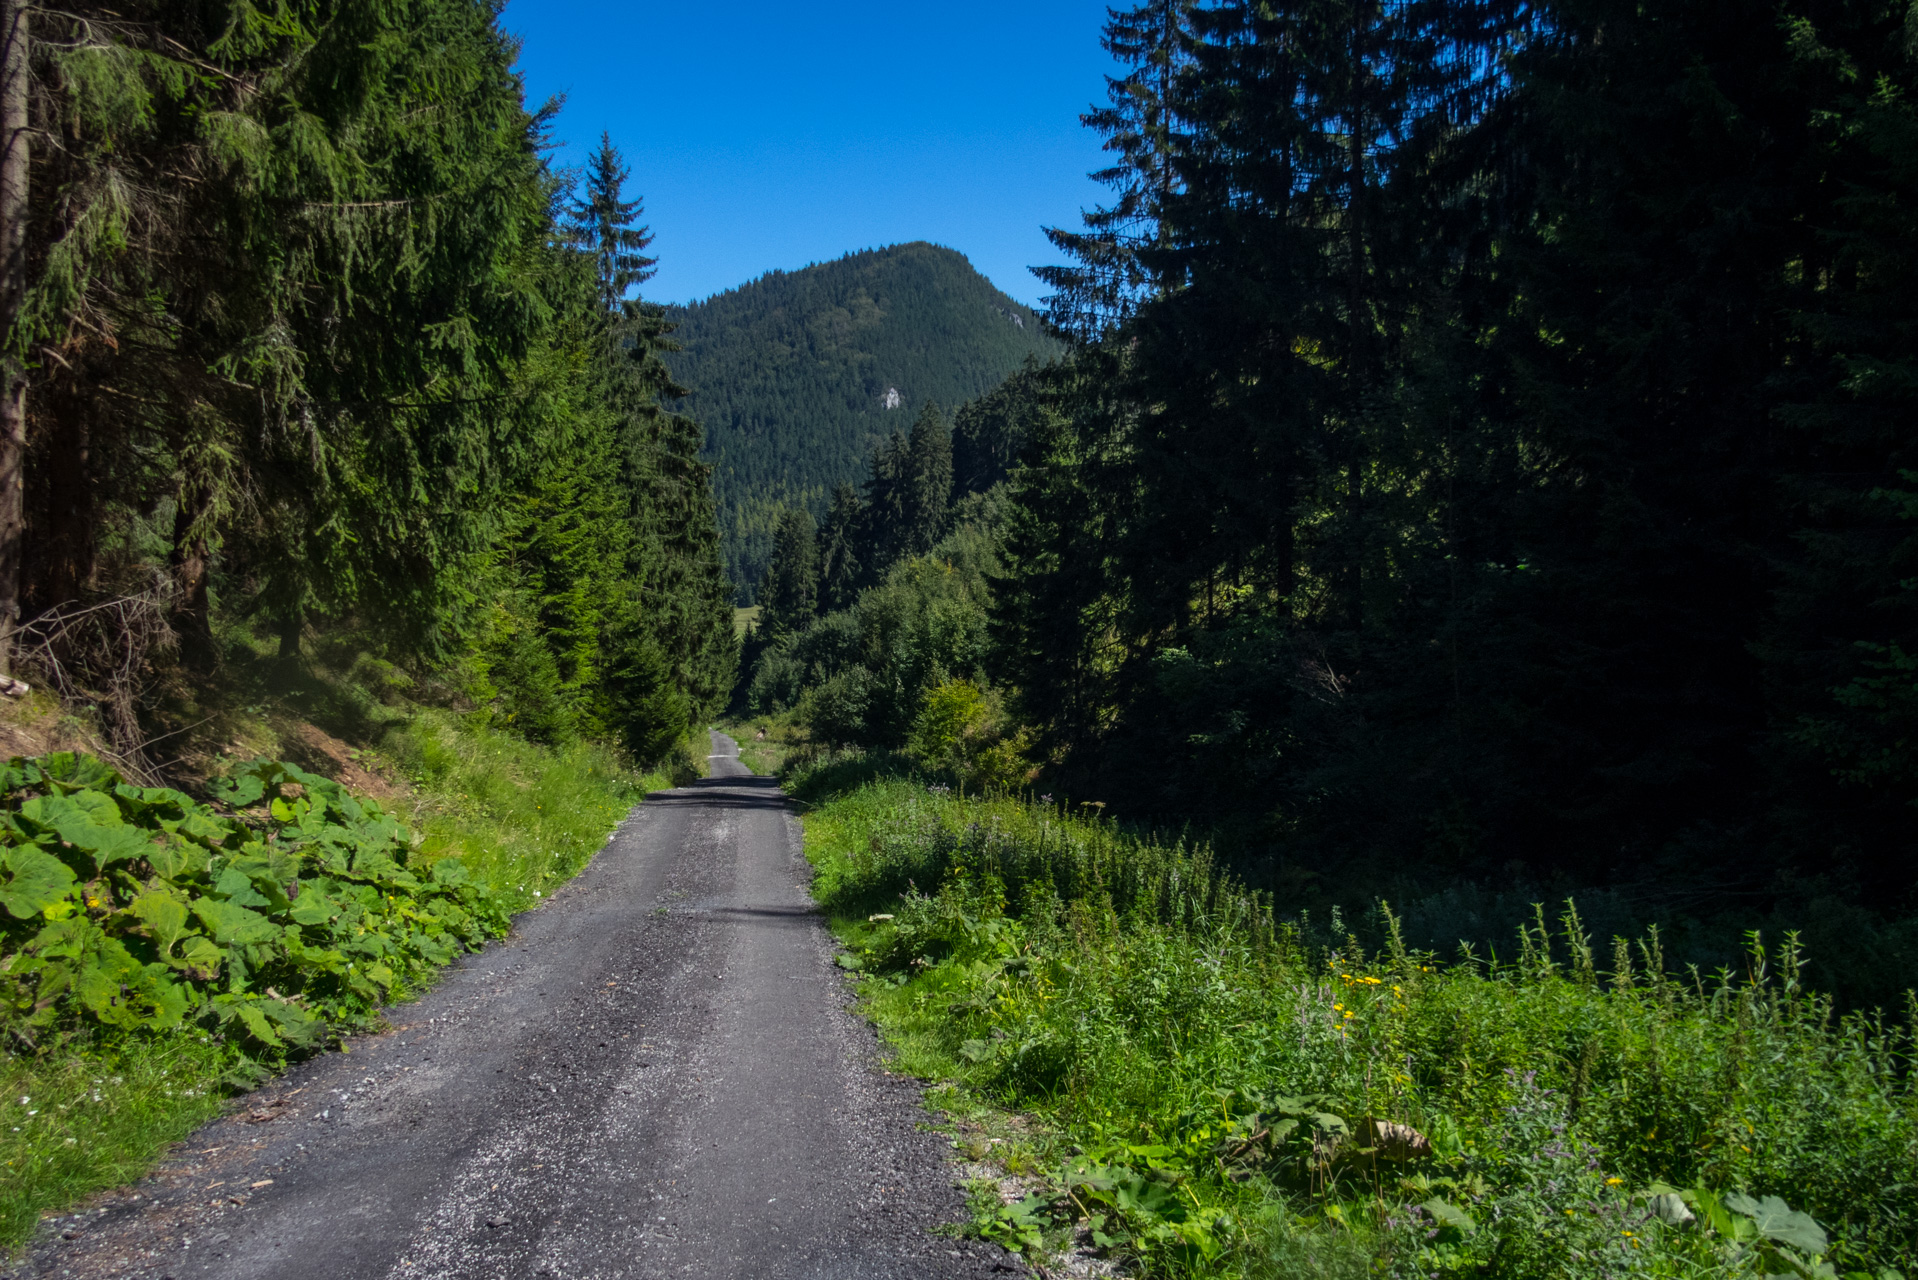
[8,732,1017,1280]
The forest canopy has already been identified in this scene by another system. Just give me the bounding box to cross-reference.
[0,0,735,766]
[1019,0,1918,939]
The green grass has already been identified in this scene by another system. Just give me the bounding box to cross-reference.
[0,1037,230,1247]
[799,771,1918,1279]
[383,709,696,908]
[0,712,689,1252]
[721,714,804,778]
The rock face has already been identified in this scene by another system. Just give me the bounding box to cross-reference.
[882,386,903,410]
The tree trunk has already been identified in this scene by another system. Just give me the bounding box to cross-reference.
[276,605,303,664]
[169,491,214,672]
[36,379,93,607]
[0,0,27,676]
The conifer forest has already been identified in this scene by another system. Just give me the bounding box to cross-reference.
[6,2,1918,1278]
[745,0,1918,1007]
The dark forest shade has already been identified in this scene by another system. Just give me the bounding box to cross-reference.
[992,0,1918,936]
[663,242,1060,599]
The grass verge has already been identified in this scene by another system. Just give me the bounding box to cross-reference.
[799,769,1917,1280]
[0,714,694,1251]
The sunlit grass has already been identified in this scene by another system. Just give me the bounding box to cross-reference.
[721,713,803,777]
[0,1037,230,1249]
[801,773,1918,1278]
[379,709,688,908]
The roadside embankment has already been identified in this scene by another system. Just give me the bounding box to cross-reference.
[0,709,693,1250]
[798,769,1918,1279]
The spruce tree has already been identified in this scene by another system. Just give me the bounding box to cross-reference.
[857,430,912,579]
[758,507,818,640]
[570,132,658,314]
[816,483,863,613]
[565,133,737,735]
[903,403,954,556]
[1036,0,1196,339]
[4,0,562,672]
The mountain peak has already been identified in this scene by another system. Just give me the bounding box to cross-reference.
[666,243,1062,596]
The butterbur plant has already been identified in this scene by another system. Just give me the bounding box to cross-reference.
[0,752,509,1059]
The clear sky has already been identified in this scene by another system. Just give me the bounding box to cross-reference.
[500,1,1119,308]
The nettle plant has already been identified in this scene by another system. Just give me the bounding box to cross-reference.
[0,753,509,1058]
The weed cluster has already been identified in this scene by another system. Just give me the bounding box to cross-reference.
[0,753,504,1057]
[805,778,1918,1278]
[0,715,671,1248]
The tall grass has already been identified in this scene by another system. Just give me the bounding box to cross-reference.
[382,709,693,908]
[805,776,1918,1278]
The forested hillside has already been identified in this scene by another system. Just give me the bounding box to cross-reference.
[0,0,735,767]
[662,242,1060,596]
[740,0,1918,1007]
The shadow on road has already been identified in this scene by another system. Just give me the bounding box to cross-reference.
[706,905,820,924]
[644,775,790,811]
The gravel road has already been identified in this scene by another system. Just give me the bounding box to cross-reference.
[8,732,1018,1280]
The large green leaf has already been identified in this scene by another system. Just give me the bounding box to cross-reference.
[174,809,238,848]
[38,752,119,794]
[288,896,332,926]
[217,853,295,910]
[19,792,154,874]
[191,897,280,945]
[111,784,194,821]
[1726,1193,1829,1255]
[177,935,227,980]
[212,864,272,908]
[230,1000,283,1048]
[128,890,196,958]
[0,758,43,792]
[213,771,268,808]
[147,839,211,881]
[71,937,187,1030]
[0,846,77,918]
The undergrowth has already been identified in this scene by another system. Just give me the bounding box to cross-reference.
[0,714,684,1249]
[801,773,1918,1279]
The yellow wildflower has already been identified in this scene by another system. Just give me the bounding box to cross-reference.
[1605,1177,1623,1186]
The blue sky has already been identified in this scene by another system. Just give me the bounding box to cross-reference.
[501,1,1119,308]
